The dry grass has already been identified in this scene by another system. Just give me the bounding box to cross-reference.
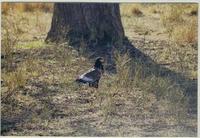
[147,5,162,14]
[121,4,198,45]
[96,52,190,131]
[131,7,143,17]
[1,4,197,136]
[171,18,197,45]
[159,4,198,45]
[161,5,184,26]
[2,3,53,14]
[121,3,198,78]
[2,10,26,71]
[120,4,143,17]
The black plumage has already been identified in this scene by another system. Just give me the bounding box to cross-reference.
[76,57,104,88]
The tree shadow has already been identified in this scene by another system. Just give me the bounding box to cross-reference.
[123,39,197,115]
[71,37,197,115]
[1,119,17,135]
[2,85,73,136]
[1,37,196,135]
[1,102,39,135]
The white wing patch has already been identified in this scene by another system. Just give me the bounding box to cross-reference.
[78,68,95,82]
[79,75,93,82]
[85,68,95,73]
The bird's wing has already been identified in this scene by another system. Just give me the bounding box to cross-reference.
[84,69,101,81]
[78,74,93,82]
[78,68,101,82]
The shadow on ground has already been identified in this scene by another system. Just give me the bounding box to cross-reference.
[1,38,197,136]
[74,37,197,115]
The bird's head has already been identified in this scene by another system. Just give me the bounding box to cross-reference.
[94,57,104,73]
[96,57,104,63]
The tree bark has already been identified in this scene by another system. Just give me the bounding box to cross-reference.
[46,3,153,71]
[46,3,125,46]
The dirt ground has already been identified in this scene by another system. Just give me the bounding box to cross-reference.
[1,5,197,136]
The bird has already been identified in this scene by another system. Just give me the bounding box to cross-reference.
[76,57,104,88]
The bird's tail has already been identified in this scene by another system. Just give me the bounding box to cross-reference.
[75,78,80,82]
[75,75,81,82]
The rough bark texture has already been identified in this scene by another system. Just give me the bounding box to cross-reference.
[46,3,125,46]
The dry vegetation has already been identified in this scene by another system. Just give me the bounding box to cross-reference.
[120,3,198,78]
[1,3,198,136]
[2,3,53,14]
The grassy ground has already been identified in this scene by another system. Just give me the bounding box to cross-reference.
[1,3,198,136]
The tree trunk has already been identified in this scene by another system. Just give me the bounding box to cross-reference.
[46,3,153,71]
[46,3,125,46]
